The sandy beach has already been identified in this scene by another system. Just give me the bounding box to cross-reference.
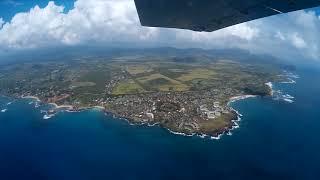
[93,106,106,110]
[228,95,257,104]
[49,103,74,110]
[21,96,41,101]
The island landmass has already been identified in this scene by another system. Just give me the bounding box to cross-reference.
[0,48,290,137]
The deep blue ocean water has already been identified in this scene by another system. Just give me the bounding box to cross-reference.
[1,67,320,180]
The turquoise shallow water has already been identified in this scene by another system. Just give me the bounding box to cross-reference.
[0,67,320,180]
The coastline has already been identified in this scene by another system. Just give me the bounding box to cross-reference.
[5,93,259,140]
[21,95,108,112]
[165,94,258,140]
[224,94,257,137]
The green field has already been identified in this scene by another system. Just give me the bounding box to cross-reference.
[126,65,153,75]
[70,82,96,89]
[76,70,111,93]
[137,73,190,91]
[176,68,216,82]
[112,79,146,95]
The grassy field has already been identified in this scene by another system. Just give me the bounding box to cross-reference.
[112,79,146,95]
[176,68,216,82]
[126,65,153,75]
[198,113,234,134]
[75,70,111,94]
[70,82,96,89]
[137,73,190,91]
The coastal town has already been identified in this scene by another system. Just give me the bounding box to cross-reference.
[0,52,286,137]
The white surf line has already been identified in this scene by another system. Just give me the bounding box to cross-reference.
[210,134,223,140]
[1,101,14,113]
[167,129,195,137]
[265,82,274,96]
[283,94,294,99]
[283,98,294,103]
[167,128,225,140]
[270,76,296,103]
[281,79,296,84]
[43,113,55,120]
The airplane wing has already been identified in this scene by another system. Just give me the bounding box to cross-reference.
[134,0,320,32]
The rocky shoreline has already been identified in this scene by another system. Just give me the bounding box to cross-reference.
[11,74,283,140]
[105,94,256,140]
[0,81,278,140]
[13,93,259,140]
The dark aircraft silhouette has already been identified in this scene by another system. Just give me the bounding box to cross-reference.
[134,0,320,32]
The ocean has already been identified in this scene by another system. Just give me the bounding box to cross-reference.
[0,67,319,180]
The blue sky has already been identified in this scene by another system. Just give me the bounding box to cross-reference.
[0,0,319,62]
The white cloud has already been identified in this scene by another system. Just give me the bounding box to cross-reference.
[177,23,259,42]
[0,0,260,49]
[172,23,259,48]
[275,31,285,41]
[0,0,319,61]
[0,2,65,48]
[291,33,307,49]
[0,0,158,49]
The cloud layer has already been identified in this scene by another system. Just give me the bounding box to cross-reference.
[0,0,319,61]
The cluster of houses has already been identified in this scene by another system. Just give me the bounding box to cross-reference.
[199,101,229,119]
